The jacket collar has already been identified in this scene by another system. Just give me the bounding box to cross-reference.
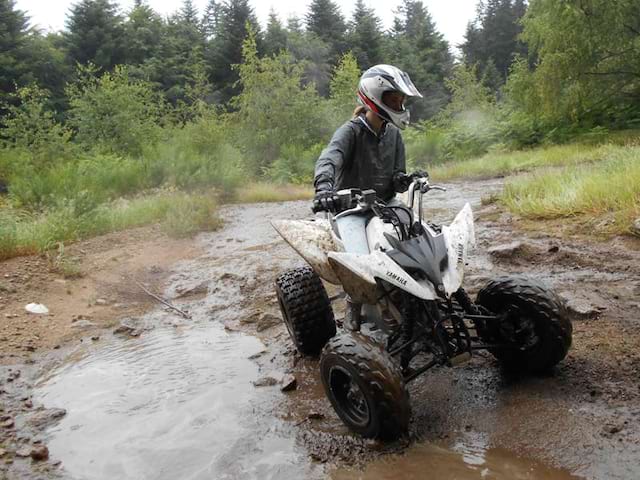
[357,114,387,138]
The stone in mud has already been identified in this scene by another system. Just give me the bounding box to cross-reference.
[30,445,49,461]
[113,320,141,337]
[95,298,109,306]
[560,294,605,319]
[223,321,240,332]
[26,408,66,428]
[253,376,279,387]
[256,313,281,332]
[175,282,208,299]
[15,448,31,458]
[71,320,96,329]
[240,310,261,324]
[631,219,640,237]
[0,448,5,456]
[280,374,297,392]
[1,418,14,429]
[487,241,526,259]
[220,272,243,282]
[308,412,324,420]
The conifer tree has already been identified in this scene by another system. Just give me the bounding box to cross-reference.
[64,0,126,71]
[389,0,453,119]
[305,0,346,63]
[202,0,219,39]
[264,9,287,56]
[206,0,261,103]
[347,0,383,68]
[0,0,31,108]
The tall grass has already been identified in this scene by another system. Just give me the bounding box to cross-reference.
[0,191,222,260]
[501,146,640,235]
[430,143,629,181]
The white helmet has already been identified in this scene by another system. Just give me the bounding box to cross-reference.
[357,64,422,130]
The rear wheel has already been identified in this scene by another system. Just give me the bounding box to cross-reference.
[275,266,336,355]
[320,332,410,440]
[476,276,572,373]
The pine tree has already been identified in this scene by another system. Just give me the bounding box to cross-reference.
[347,0,383,68]
[64,0,126,71]
[305,0,346,64]
[124,1,164,66]
[389,0,453,119]
[264,9,287,56]
[286,15,302,34]
[205,0,261,103]
[202,0,219,39]
[460,0,528,90]
[0,0,31,108]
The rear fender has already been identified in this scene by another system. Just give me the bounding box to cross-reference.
[271,219,341,284]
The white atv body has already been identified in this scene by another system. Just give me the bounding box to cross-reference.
[272,180,572,441]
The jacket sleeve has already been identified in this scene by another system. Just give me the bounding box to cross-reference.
[314,123,355,188]
[394,131,407,177]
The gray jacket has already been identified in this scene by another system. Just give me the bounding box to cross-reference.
[314,116,406,202]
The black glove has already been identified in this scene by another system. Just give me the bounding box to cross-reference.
[410,169,429,180]
[392,172,412,193]
[313,183,339,213]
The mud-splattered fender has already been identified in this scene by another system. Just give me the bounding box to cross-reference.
[442,203,476,296]
[271,219,342,284]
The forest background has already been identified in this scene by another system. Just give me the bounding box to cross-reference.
[1,0,639,260]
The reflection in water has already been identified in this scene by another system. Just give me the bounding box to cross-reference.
[36,323,318,480]
[332,432,581,480]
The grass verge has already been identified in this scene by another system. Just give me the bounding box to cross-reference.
[501,146,640,235]
[0,191,222,261]
[430,143,637,181]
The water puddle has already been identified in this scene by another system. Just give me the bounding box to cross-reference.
[332,433,580,480]
[35,322,319,480]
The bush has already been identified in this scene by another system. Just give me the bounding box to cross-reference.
[67,65,165,157]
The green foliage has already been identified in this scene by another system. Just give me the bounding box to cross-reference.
[64,0,126,70]
[388,0,453,120]
[461,0,528,91]
[0,85,73,168]
[347,0,384,68]
[162,193,222,237]
[231,29,329,173]
[305,0,347,63]
[516,0,640,128]
[66,64,165,156]
[264,9,288,56]
[502,145,640,235]
[329,52,361,121]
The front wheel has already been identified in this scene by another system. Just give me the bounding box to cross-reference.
[275,266,336,355]
[476,276,572,373]
[320,332,411,440]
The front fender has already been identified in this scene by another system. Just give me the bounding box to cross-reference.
[442,203,475,296]
[271,219,341,284]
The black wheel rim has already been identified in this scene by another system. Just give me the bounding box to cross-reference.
[328,365,371,428]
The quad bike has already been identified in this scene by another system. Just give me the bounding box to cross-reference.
[272,177,572,440]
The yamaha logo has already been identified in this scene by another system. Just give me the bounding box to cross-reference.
[386,271,407,286]
[457,244,464,265]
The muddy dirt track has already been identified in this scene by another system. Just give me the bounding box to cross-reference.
[1,178,640,480]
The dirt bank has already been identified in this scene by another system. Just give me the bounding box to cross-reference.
[1,178,640,479]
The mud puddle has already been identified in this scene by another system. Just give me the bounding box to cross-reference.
[332,433,579,479]
[28,179,640,480]
[34,321,319,480]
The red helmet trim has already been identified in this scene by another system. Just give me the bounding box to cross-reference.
[358,90,380,114]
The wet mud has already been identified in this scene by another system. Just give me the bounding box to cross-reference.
[4,177,640,479]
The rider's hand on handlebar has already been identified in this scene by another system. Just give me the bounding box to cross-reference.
[313,183,340,213]
[392,172,412,193]
[410,169,429,180]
